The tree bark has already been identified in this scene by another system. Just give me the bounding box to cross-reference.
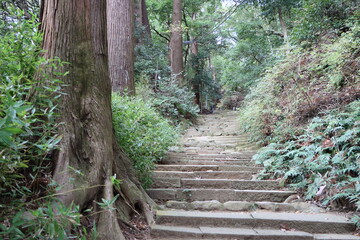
[135,0,151,42]
[169,0,184,83]
[191,40,201,109]
[278,7,289,45]
[40,1,154,238]
[107,0,135,95]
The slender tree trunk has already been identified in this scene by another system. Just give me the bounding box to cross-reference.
[40,1,153,238]
[141,0,151,38]
[191,40,201,109]
[107,0,135,95]
[278,7,289,45]
[169,0,184,82]
[135,0,151,42]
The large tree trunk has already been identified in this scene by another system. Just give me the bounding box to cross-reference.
[40,1,154,239]
[107,0,135,95]
[169,0,184,82]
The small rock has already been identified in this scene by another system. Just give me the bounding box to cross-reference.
[224,201,255,211]
[192,200,223,210]
[256,202,297,212]
[165,201,190,210]
[291,202,327,213]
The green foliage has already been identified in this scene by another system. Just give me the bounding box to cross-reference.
[112,94,179,188]
[187,52,221,112]
[0,10,94,240]
[145,0,222,112]
[291,0,359,44]
[134,40,170,86]
[0,10,61,202]
[239,23,360,144]
[151,80,200,123]
[0,202,95,240]
[254,101,360,212]
[213,5,283,92]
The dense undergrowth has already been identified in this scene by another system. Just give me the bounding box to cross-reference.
[112,94,179,188]
[237,6,360,228]
[240,23,360,145]
[254,101,359,226]
[0,11,93,240]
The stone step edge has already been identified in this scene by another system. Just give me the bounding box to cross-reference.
[148,188,295,194]
[160,160,257,166]
[155,210,356,234]
[151,178,281,190]
[163,200,325,213]
[147,188,296,203]
[155,164,262,171]
[152,171,254,180]
[314,234,360,240]
[150,224,314,240]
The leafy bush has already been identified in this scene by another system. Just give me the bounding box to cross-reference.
[0,9,61,206]
[112,94,179,188]
[254,100,360,213]
[151,80,200,123]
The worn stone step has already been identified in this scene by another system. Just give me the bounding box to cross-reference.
[152,170,253,180]
[164,200,324,212]
[164,154,255,161]
[155,164,262,173]
[152,178,280,190]
[161,159,256,166]
[163,200,326,213]
[155,210,356,234]
[150,225,314,240]
[184,143,239,148]
[314,234,360,240]
[181,179,279,190]
[170,152,247,157]
[147,189,295,202]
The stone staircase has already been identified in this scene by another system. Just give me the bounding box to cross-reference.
[147,111,359,240]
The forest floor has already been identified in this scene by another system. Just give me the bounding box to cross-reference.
[145,110,360,240]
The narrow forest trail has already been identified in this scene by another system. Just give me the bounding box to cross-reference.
[146,110,359,240]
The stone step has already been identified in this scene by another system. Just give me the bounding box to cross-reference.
[314,234,360,240]
[155,164,262,173]
[183,143,240,148]
[164,200,324,212]
[152,170,253,180]
[147,189,295,202]
[155,210,356,234]
[166,152,256,159]
[150,225,314,240]
[152,178,280,190]
[181,140,249,146]
[161,159,256,166]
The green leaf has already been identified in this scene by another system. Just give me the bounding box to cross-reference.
[1,127,23,134]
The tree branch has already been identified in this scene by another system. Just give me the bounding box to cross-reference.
[150,26,170,42]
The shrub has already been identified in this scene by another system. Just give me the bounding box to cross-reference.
[254,100,360,213]
[112,94,179,188]
[151,80,200,123]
